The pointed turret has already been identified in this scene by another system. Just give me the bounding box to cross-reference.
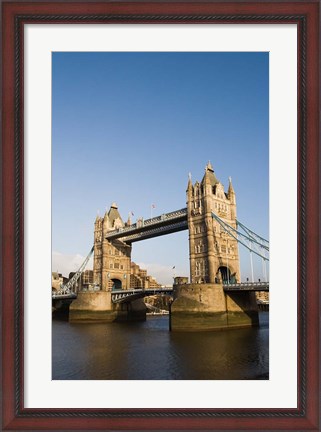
[108,203,124,229]
[187,172,193,192]
[127,212,132,226]
[228,176,236,204]
[206,160,213,171]
[201,161,219,195]
[202,161,218,183]
[95,211,101,225]
[102,208,110,234]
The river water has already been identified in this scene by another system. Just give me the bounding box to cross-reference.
[52,312,269,380]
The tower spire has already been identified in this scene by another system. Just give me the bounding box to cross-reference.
[202,160,218,186]
[187,172,193,192]
[228,176,235,196]
[205,160,214,172]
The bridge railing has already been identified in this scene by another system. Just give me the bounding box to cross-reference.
[223,281,269,291]
[111,287,174,303]
[117,220,188,243]
[52,290,77,299]
[105,208,187,238]
[223,281,268,288]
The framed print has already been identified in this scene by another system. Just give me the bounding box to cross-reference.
[2,1,320,430]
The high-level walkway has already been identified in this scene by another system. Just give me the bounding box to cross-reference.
[53,205,269,301]
[105,208,188,243]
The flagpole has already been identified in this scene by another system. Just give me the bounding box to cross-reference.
[151,204,155,219]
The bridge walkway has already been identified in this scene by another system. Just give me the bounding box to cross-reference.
[52,282,269,302]
[223,282,269,292]
[105,208,188,243]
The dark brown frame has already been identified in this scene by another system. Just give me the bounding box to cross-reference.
[2,1,320,430]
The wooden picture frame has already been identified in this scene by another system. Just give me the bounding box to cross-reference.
[2,1,319,430]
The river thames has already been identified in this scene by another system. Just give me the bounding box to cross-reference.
[52,312,268,380]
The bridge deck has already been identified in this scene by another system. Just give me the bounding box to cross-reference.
[52,293,77,300]
[111,287,173,303]
[52,282,269,302]
[105,208,188,243]
[223,282,269,292]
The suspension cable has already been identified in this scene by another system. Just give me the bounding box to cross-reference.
[60,246,94,293]
[211,212,269,261]
[236,219,269,244]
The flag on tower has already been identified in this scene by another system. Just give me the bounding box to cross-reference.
[151,204,156,209]
[172,266,176,269]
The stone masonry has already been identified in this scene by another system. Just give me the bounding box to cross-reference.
[93,203,132,291]
[187,162,240,284]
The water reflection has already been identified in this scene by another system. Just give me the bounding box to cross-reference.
[52,313,268,380]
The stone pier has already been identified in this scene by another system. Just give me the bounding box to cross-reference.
[69,291,147,323]
[170,283,259,331]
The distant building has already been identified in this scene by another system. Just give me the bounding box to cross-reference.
[256,291,269,303]
[52,272,67,291]
[174,276,188,285]
[66,270,94,292]
[130,262,161,289]
[81,269,94,290]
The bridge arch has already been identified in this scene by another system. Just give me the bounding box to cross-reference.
[111,278,122,291]
[217,266,237,284]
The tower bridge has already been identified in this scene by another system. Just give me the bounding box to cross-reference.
[105,208,188,243]
[66,161,269,330]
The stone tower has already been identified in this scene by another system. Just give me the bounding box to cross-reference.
[93,203,131,291]
[187,162,240,284]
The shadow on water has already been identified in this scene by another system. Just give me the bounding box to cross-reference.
[52,312,269,380]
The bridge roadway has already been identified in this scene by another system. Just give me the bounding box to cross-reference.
[111,287,173,303]
[52,282,269,302]
[223,281,269,292]
[52,292,77,300]
[105,208,188,243]
[111,282,269,303]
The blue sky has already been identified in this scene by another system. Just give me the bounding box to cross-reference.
[52,52,269,283]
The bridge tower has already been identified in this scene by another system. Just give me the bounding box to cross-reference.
[93,203,131,291]
[186,162,240,284]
